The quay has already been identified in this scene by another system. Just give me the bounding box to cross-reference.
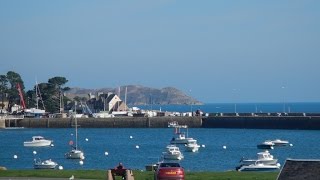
[3,113,320,130]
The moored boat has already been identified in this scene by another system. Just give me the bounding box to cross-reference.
[240,150,278,165]
[257,140,275,149]
[271,139,289,146]
[162,145,184,160]
[34,158,58,169]
[23,136,53,147]
[185,139,200,152]
[65,102,84,159]
[236,162,280,172]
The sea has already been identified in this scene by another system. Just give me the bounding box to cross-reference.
[0,102,320,171]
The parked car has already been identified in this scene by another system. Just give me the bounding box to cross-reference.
[154,162,185,180]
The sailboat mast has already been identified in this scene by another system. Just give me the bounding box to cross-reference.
[125,86,127,111]
[35,81,39,109]
[75,101,78,150]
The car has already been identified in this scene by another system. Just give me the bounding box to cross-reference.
[154,162,185,180]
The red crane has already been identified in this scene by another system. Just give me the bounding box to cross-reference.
[16,83,26,110]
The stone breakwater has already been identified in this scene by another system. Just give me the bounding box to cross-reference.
[202,116,320,130]
[6,115,320,130]
[15,116,202,128]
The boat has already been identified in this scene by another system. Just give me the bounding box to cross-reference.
[168,121,179,128]
[24,81,47,118]
[93,111,115,118]
[162,145,184,160]
[270,139,289,146]
[257,140,275,149]
[236,161,281,172]
[65,102,84,159]
[34,158,58,169]
[239,151,278,165]
[170,126,193,144]
[185,139,200,152]
[23,136,53,147]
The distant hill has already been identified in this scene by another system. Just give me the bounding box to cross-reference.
[66,85,203,105]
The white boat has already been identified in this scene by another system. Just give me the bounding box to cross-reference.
[23,136,52,147]
[162,145,184,160]
[271,139,289,146]
[34,158,58,169]
[93,111,115,118]
[237,161,281,171]
[24,81,47,117]
[171,132,193,144]
[240,151,278,165]
[65,102,84,159]
[65,149,84,159]
[168,121,179,128]
[185,139,200,152]
[170,126,193,144]
[257,140,275,149]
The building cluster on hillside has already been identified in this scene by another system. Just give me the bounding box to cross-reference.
[0,91,204,118]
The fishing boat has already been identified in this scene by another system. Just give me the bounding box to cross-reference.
[162,145,184,160]
[170,125,193,144]
[236,161,281,172]
[24,136,53,147]
[239,150,278,165]
[168,121,179,128]
[65,102,84,159]
[185,139,200,152]
[257,140,275,149]
[34,158,58,169]
[270,139,289,146]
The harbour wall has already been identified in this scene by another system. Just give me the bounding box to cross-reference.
[15,116,202,128]
[7,116,320,130]
[202,116,320,130]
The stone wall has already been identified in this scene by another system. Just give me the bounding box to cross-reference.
[18,116,202,128]
[202,116,320,130]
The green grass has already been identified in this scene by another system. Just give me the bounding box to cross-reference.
[0,170,279,180]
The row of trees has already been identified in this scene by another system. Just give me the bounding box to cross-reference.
[0,71,71,113]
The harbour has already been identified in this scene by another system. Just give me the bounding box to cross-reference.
[1,128,319,171]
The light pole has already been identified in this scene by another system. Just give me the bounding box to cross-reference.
[281,86,286,113]
[189,89,193,116]
[233,89,238,113]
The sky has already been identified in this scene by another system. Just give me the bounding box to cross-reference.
[1,0,320,103]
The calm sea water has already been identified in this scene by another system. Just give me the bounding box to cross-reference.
[1,128,319,171]
[0,103,319,171]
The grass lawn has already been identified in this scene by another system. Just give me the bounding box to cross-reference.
[0,170,279,180]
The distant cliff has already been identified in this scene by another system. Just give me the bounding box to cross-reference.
[66,85,203,105]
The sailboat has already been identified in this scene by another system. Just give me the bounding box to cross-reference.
[24,81,46,117]
[65,102,84,159]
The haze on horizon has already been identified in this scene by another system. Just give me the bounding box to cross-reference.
[1,0,320,103]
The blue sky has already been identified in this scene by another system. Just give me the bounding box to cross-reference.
[1,0,320,103]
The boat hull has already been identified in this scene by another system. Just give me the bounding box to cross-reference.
[240,159,278,166]
[238,165,280,171]
[24,140,52,147]
[34,159,57,169]
[163,154,184,160]
[65,150,84,159]
[185,145,200,152]
[34,164,57,169]
[257,144,273,149]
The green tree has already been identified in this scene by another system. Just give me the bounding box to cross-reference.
[6,71,24,111]
[47,76,70,113]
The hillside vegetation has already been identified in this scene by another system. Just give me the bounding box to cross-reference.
[67,85,203,105]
